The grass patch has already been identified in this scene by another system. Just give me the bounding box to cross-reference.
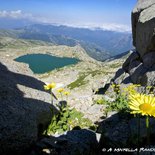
[67,69,104,89]
[109,63,122,68]
[67,73,88,89]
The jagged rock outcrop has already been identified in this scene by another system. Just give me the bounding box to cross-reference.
[0,59,57,155]
[113,0,155,86]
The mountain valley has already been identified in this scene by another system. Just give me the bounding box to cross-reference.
[0,33,129,122]
[0,24,132,61]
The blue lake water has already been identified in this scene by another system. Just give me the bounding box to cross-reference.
[15,54,79,74]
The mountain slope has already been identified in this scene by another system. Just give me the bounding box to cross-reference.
[0,24,133,61]
[21,24,133,55]
[0,36,96,63]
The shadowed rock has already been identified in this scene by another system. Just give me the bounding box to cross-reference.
[0,62,58,155]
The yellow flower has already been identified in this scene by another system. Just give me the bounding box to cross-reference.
[57,88,64,93]
[146,86,152,89]
[44,82,56,90]
[150,106,155,117]
[135,84,141,87]
[64,91,70,96]
[123,84,138,96]
[111,84,116,88]
[129,93,155,116]
[149,91,154,95]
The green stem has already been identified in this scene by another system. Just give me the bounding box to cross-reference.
[146,116,150,147]
[60,93,63,101]
[66,95,68,102]
[137,115,140,155]
[51,89,53,105]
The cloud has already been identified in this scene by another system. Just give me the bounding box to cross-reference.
[0,10,51,23]
[0,10,33,19]
[100,23,131,32]
[0,10,131,32]
[62,23,131,32]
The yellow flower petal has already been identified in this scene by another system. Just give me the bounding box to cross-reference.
[64,91,70,95]
[43,82,56,90]
[129,93,155,117]
[57,88,64,93]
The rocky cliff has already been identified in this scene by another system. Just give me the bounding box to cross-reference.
[113,0,155,86]
[0,58,58,154]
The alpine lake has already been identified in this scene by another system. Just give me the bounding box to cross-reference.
[15,54,79,74]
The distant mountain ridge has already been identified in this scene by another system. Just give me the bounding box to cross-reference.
[0,24,133,61]
[21,24,133,55]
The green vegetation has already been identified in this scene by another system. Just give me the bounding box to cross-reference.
[95,98,106,105]
[88,69,104,77]
[94,84,130,117]
[68,69,104,89]
[104,94,129,114]
[94,95,128,117]
[97,84,155,117]
[96,84,155,118]
[67,73,88,89]
[109,62,122,68]
[46,106,95,135]
[43,83,95,135]
[0,36,53,50]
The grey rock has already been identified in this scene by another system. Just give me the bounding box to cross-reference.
[133,0,155,13]
[33,129,100,155]
[142,52,155,68]
[123,51,140,72]
[121,73,131,85]
[98,112,155,149]
[107,111,118,117]
[114,0,155,86]
[97,111,119,134]
[130,63,148,84]
[132,0,155,47]
[0,62,58,154]
[128,60,142,75]
[140,64,155,86]
[59,129,99,155]
[132,0,155,56]
[129,117,155,139]
[97,112,130,147]
[136,5,155,56]
[108,0,155,86]
[112,68,126,84]
[87,104,104,114]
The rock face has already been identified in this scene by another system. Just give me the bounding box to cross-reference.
[113,0,155,86]
[31,129,100,155]
[0,60,57,154]
[132,0,155,55]
[97,112,155,149]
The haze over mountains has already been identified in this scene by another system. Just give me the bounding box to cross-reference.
[0,21,133,61]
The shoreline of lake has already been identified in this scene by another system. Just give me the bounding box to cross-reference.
[15,53,80,74]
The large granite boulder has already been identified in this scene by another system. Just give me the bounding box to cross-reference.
[97,112,155,149]
[0,61,57,155]
[132,0,155,54]
[112,0,155,86]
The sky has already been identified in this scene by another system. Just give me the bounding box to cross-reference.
[0,0,137,31]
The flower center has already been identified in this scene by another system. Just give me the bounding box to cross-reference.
[139,103,152,113]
